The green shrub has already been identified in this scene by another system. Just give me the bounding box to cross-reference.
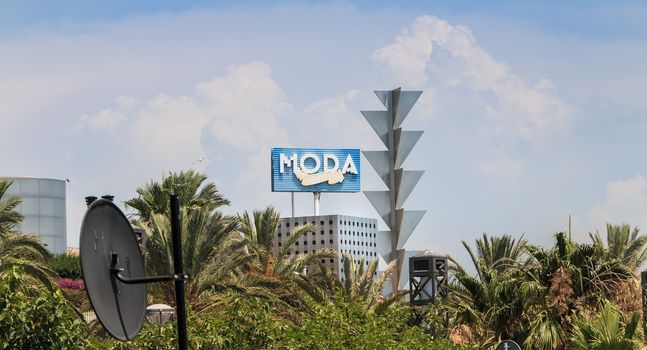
[0,267,88,349]
[47,254,82,279]
[90,295,474,349]
[277,300,472,350]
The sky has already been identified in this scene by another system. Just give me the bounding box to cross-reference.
[2,1,647,267]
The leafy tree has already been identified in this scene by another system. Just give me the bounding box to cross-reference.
[570,302,646,350]
[126,171,268,304]
[125,170,229,221]
[0,230,54,288]
[462,233,527,278]
[238,207,335,280]
[47,253,82,279]
[0,179,23,233]
[445,234,527,347]
[135,208,246,303]
[0,267,88,349]
[522,232,634,350]
[590,223,647,270]
[295,253,404,314]
[278,300,470,350]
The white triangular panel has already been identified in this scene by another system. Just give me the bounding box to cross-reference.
[376,230,393,261]
[361,111,390,148]
[363,151,390,187]
[374,91,390,109]
[363,191,393,229]
[394,91,422,128]
[394,129,423,168]
[396,209,426,248]
[394,170,425,208]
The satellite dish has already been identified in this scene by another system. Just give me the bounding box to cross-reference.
[79,198,146,341]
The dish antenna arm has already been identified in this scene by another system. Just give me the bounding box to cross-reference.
[110,253,188,284]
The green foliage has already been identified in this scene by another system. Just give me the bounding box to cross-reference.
[47,253,82,279]
[295,253,405,314]
[0,230,54,288]
[91,296,288,349]
[0,179,23,233]
[0,267,88,349]
[90,295,472,350]
[278,300,471,350]
[570,302,646,350]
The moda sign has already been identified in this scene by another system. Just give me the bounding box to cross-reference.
[271,148,360,192]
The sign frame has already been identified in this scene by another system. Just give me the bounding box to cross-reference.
[271,147,361,193]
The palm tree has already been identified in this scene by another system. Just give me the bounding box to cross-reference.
[590,223,647,270]
[0,179,23,233]
[126,171,250,304]
[125,170,229,222]
[521,232,634,350]
[445,234,528,347]
[237,207,335,280]
[0,231,54,288]
[295,253,404,314]
[570,302,646,350]
[0,179,53,288]
[462,233,527,279]
[135,208,246,303]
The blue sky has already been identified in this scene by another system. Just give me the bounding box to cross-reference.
[2,1,647,268]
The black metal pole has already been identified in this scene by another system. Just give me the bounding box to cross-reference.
[170,195,188,350]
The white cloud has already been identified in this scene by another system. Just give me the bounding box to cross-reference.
[373,15,572,141]
[69,107,126,134]
[580,176,647,237]
[197,61,291,154]
[68,60,291,184]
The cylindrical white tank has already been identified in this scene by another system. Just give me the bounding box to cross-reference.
[3,177,66,254]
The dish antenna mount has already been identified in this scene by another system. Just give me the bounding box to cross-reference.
[80,194,189,349]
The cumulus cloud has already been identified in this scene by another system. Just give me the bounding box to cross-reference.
[69,107,126,134]
[69,61,291,176]
[585,176,647,233]
[373,15,572,141]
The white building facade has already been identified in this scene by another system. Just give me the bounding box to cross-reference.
[273,214,378,279]
[3,177,67,254]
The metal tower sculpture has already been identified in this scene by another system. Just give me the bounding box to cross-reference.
[362,87,425,291]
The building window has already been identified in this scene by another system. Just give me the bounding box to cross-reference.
[320,230,324,235]
[278,232,282,237]
[320,220,324,225]
[304,241,308,245]
[329,230,333,234]
[286,232,290,237]
[295,242,299,246]
[329,220,332,225]
[329,259,333,263]
[295,251,299,255]
[286,223,290,227]
[321,240,325,244]
[312,240,316,245]
[329,239,333,244]
[278,242,282,247]
[321,259,326,264]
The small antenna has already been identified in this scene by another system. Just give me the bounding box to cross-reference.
[568,214,572,240]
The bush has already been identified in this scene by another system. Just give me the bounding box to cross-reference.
[47,254,82,279]
[0,267,89,349]
[90,295,475,349]
[277,300,472,350]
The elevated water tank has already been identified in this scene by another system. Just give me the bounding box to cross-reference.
[3,177,66,254]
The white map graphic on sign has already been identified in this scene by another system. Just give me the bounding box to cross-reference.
[294,169,344,186]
